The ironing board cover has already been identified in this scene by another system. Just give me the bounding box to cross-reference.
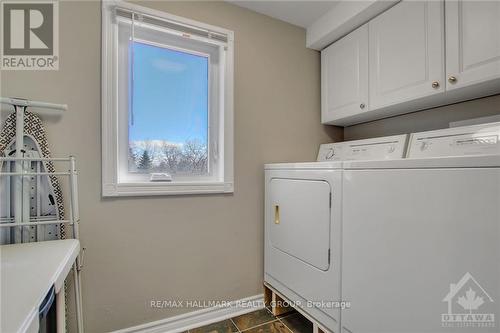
[0,110,65,242]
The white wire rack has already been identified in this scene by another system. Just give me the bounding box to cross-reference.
[0,97,84,333]
[0,156,79,229]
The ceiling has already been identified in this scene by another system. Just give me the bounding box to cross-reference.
[227,1,339,28]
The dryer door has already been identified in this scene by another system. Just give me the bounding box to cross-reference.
[269,178,331,271]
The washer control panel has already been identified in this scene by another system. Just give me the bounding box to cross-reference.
[317,134,409,162]
[407,122,500,158]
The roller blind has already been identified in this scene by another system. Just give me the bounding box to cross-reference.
[113,6,229,45]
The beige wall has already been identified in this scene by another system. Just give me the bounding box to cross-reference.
[0,1,341,332]
[344,94,500,140]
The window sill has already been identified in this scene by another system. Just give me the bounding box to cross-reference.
[102,181,234,197]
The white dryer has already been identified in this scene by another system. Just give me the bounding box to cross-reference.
[264,135,408,332]
[341,122,500,333]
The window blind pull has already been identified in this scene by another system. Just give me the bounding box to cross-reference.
[130,11,135,127]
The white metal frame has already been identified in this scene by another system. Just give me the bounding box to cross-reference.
[0,97,84,333]
[101,1,234,197]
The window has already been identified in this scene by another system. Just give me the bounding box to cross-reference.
[102,2,234,196]
[127,42,209,179]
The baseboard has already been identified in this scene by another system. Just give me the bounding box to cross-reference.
[110,294,265,333]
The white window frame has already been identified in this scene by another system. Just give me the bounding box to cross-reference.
[101,1,234,197]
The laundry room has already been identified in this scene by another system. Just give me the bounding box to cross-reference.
[0,1,499,333]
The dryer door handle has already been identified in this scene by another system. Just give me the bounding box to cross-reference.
[274,205,280,224]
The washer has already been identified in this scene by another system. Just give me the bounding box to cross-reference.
[341,122,500,333]
[264,135,408,331]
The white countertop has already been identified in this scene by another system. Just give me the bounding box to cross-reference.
[1,239,80,333]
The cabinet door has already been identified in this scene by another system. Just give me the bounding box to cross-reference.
[445,0,500,90]
[321,24,368,124]
[369,1,445,109]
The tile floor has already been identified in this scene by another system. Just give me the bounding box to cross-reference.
[187,308,313,333]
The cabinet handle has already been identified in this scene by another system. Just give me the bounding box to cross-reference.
[359,103,365,109]
[432,81,440,89]
[274,205,280,224]
[448,76,457,84]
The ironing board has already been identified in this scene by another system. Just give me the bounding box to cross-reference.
[0,110,65,243]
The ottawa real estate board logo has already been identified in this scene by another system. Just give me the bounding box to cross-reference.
[442,272,495,328]
[1,1,59,70]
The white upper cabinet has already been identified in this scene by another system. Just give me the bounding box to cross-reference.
[320,0,500,126]
[368,1,445,109]
[445,0,500,90]
[321,25,368,124]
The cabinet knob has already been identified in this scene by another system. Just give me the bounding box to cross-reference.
[448,76,457,84]
[360,103,365,109]
[432,81,440,89]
